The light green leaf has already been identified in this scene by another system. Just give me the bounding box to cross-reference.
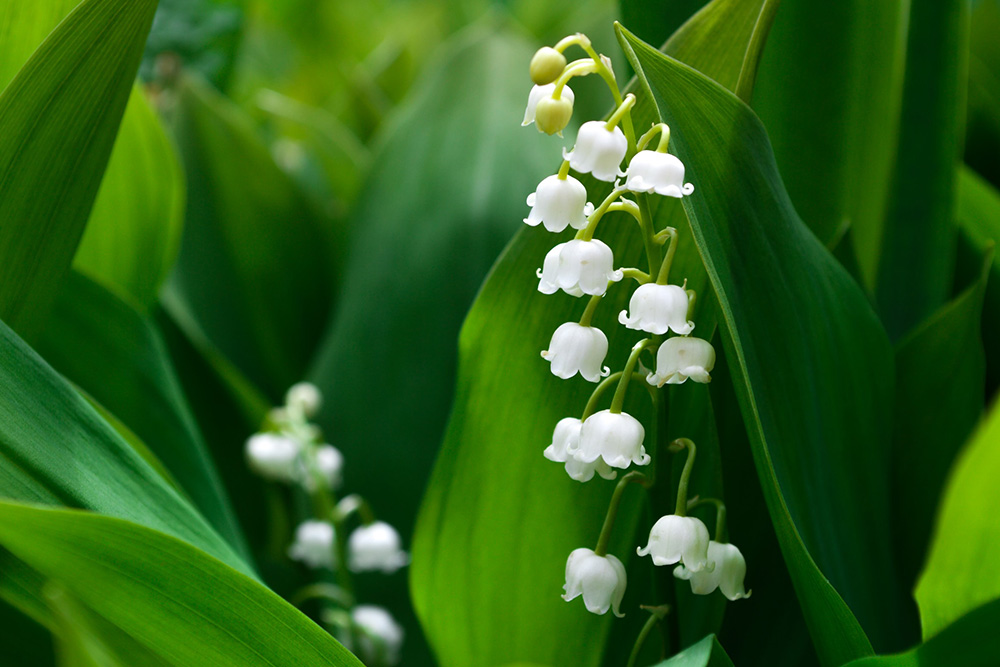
[876,0,970,339]
[0,0,158,337]
[890,257,989,592]
[34,271,248,559]
[73,88,186,310]
[915,397,1000,638]
[0,501,362,666]
[0,315,251,579]
[844,599,1000,667]
[167,73,335,399]
[750,0,908,275]
[410,5,778,666]
[618,24,905,661]
[651,634,734,667]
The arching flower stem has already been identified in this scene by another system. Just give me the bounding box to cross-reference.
[581,371,648,420]
[610,338,657,414]
[636,123,671,153]
[578,186,628,241]
[655,227,679,285]
[594,471,652,556]
[557,159,572,180]
[625,605,671,667]
[669,438,697,516]
[554,34,635,147]
[605,94,636,133]
[688,497,728,543]
[579,295,603,327]
[553,59,598,98]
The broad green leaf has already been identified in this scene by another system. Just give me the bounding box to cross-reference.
[751,0,908,276]
[0,315,251,579]
[167,72,335,399]
[0,501,362,666]
[844,599,1000,667]
[0,0,82,89]
[876,0,970,339]
[955,166,1000,396]
[619,25,906,660]
[651,634,734,667]
[890,258,989,592]
[34,271,248,558]
[0,0,158,337]
[963,0,1000,191]
[410,6,778,666]
[915,398,1000,638]
[73,88,186,310]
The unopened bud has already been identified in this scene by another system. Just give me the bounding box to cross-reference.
[535,95,574,136]
[530,46,567,85]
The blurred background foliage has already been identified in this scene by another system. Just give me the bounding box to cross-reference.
[0,0,999,665]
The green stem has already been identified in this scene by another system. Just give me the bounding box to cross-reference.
[578,187,627,241]
[670,438,697,516]
[610,339,656,414]
[582,372,647,420]
[291,582,354,609]
[625,605,671,667]
[636,123,670,152]
[553,59,597,98]
[337,494,377,526]
[689,497,727,543]
[655,228,679,285]
[594,471,651,556]
[621,268,651,284]
[605,94,636,132]
[579,295,602,327]
[557,159,571,180]
[638,195,661,276]
[686,289,697,320]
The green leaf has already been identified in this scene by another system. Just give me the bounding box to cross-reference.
[965,1,1000,189]
[34,271,248,559]
[0,0,158,337]
[167,73,335,399]
[0,501,362,666]
[618,25,906,660]
[875,0,970,339]
[410,5,778,666]
[651,634,734,667]
[889,257,989,592]
[0,314,251,579]
[618,0,706,55]
[915,397,1000,638]
[750,0,908,274]
[73,88,186,310]
[843,599,1000,667]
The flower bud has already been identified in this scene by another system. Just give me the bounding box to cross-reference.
[316,444,344,489]
[562,548,627,617]
[530,46,567,85]
[285,381,322,417]
[348,521,409,573]
[534,94,574,136]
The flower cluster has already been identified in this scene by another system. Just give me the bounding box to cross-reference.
[245,383,407,665]
[520,34,748,621]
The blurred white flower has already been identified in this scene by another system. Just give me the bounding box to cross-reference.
[351,605,405,666]
[288,520,335,569]
[522,83,574,127]
[348,521,409,573]
[246,432,301,483]
[541,322,610,382]
[315,444,344,488]
[624,150,694,197]
[637,514,712,572]
[564,121,627,182]
[573,410,650,469]
[674,540,750,600]
[647,337,715,386]
[619,283,693,335]
[524,174,594,233]
[285,381,322,418]
[562,548,627,617]
[537,239,623,297]
[543,417,617,482]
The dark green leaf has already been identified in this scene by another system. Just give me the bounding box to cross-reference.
[0,501,362,666]
[619,25,906,660]
[0,0,158,337]
[34,271,248,559]
[651,634,734,667]
[875,0,970,339]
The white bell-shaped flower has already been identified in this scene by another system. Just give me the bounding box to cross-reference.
[564,121,628,182]
[246,432,301,483]
[624,150,695,197]
[619,283,694,335]
[288,520,335,569]
[348,521,409,573]
[351,605,405,665]
[637,514,712,572]
[537,239,623,297]
[522,83,575,127]
[674,540,750,600]
[562,548,627,617]
[647,337,716,386]
[285,381,322,417]
[541,322,610,382]
[316,444,344,488]
[573,409,650,469]
[524,174,594,233]
[543,417,617,482]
